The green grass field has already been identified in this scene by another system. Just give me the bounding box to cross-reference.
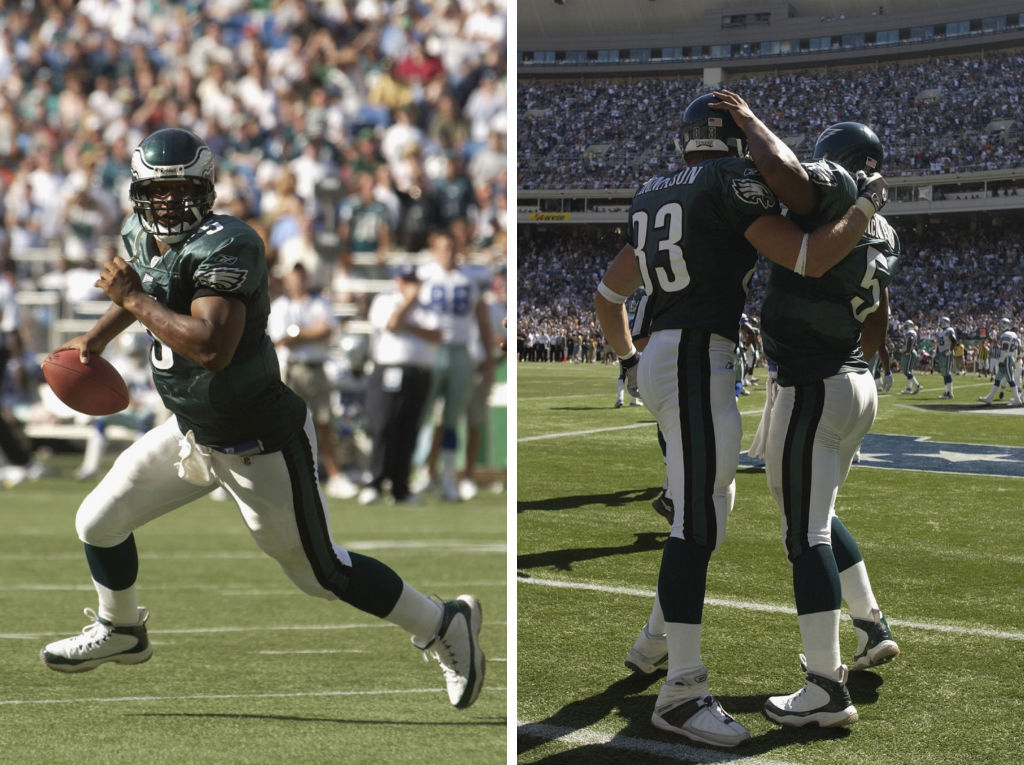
[517,361,1024,765]
[0,456,506,765]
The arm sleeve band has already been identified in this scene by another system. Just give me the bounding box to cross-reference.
[597,281,630,304]
[854,197,877,219]
[793,233,809,277]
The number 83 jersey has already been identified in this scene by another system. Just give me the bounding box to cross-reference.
[628,157,780,344]
[121,213,305,448]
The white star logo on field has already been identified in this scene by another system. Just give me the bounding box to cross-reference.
[904,449,1017,464]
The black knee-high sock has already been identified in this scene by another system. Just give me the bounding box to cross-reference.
[84,535,138,590]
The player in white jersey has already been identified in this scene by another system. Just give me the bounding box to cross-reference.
[979,318,1023,405]
[935,317,957,399]
[416,230,494,500]
[898,320,922,394]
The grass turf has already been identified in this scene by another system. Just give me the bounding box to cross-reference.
[517,361,1024,765]
[0,456,506,765]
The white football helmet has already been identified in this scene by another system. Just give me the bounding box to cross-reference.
[998,317,1012,333]
[903,320,915,331]
[938,316,951,329]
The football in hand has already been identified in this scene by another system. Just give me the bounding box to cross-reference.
[41,349,130,416]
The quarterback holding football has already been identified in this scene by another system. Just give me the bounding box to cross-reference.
[38,128,485,710]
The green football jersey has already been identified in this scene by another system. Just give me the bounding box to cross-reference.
[761,160,902,386]
[121,213,306,449]
[628,158,780,343]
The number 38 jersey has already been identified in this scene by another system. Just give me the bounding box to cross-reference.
[121,213,306,449]
[761,160,902,386]
[628,157,781,344]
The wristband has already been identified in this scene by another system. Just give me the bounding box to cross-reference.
[854,196,877,219]
[618,347,637,362]
[793,233,808,276]
[597,281,630,304]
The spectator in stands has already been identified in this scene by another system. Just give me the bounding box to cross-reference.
[268,263,357,501]
[360,264,441,507]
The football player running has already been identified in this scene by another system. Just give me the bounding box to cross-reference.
[936,316,957,398]
[899,320,923,393]
[38,129,485,710]
[594,92,889,747]
[979,317,1023,405]
[722,112,902,729]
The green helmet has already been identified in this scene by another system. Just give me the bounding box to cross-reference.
[812,121,884,175]
[129,128,216,243]
[681,94,745,158]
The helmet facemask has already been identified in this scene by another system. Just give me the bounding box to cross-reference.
[129,128,216,244]
[130,178,215,243]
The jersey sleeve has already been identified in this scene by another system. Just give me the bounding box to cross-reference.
[190,221,267,302]
[718,160,781,231]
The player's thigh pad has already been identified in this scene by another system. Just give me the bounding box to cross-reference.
[216,411,351,599]
[765,372,876,559]
[76,417,214,547]
[640,331,740,552]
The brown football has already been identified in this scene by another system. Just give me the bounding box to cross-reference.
[41,349,130,416]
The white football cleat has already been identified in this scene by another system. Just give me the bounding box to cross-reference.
[764,663,858,728]
[415,595,485,709]
[41,607,152,673]
[651,666,750,747]
[852,612,900,670]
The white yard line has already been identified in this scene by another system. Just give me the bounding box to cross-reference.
[518,721,802,765]
[519,576,1024,641]
[0,686,505,707]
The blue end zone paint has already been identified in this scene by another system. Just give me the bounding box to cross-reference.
[740,432,1024,479]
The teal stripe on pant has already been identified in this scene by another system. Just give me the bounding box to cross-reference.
[781,381,825,561]
[676,330,717,549]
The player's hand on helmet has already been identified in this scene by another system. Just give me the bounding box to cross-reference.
[620,350,642,399]
[855,170,888,214]
[882,371,893,392]
[709,90,755,131]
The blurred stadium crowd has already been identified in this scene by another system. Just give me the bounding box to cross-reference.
[0,0,507,486]
[518,51,1024,189]
[516,217,1024,362]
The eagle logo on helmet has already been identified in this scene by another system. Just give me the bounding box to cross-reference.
[939,316,951,329]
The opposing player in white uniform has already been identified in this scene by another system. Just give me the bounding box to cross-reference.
[979,318,1023,405]
[898,320,922,394]
[936,316,957,399]
[595,92,888,747]
[417,230,494,500]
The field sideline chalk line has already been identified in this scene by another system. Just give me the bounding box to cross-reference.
[519,576,1024,641]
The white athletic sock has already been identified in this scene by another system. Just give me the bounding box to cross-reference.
[93,580,140,625]
[665,622,703,684]
[839,561,879,620]
[388,582,444,646]
[646,595,666,636]
[798,610,842,677]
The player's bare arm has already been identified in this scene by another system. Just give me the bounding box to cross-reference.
[745,203,872,278]
[594,243,643,358]
[59,303,138,364]
[98,256,246,372]
[861,287,890,362]
[710,90,816,216]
